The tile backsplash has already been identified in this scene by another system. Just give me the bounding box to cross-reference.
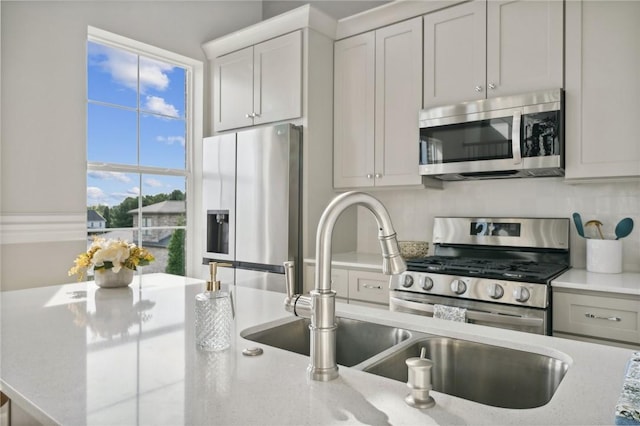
[356,178,640,272]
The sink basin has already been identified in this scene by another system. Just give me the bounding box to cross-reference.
[363,337,569,409]
[241,317,412,367]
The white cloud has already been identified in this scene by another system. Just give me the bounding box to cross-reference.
[128,187,141,196]
[156,135,185,147]
[140,57,173,92]
[89,43,174,93]
[144,96,179,117]
[87,186,106,202]
[144,178,164,188]
[88,170,131,183]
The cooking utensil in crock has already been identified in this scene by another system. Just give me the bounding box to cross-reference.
[572,213,586,238]
[584,220,604,239]
[614,217,634,240]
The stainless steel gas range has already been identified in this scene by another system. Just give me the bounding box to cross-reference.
[389,217,570,335]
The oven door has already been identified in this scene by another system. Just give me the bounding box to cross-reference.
[390,290,549,335]
[419,107,523,176]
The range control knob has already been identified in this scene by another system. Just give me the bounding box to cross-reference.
[487,283,504,299]
[420,276,434,291]
[450,279,467,295]
[513,286,531,303]
[402,274,414,288]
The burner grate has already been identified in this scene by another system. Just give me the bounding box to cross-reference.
[406,256,567,282]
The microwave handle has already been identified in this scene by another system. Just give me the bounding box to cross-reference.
[512,110,522,165]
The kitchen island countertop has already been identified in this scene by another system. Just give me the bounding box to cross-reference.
[0,273,635,425]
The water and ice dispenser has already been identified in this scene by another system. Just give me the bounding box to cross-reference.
[207,210,229,255]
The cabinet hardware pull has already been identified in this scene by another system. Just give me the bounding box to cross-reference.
[585,313,621,322]
[488,83,496,90]
[375,173,382,179]
[363,284,382,290]
[366,174,373,179]
[245,113,254,118]
[474,85,483,92]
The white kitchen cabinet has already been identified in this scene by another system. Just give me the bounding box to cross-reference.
[213,31,302,131]
[334,17,425,188]
[564,0,640,181]
[348,269,389,306]
[303,264,348,299]
[304,265,389,307]
[423,0,563,107]
[553,288,640,349]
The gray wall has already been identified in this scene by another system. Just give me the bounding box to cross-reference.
[0,1,263,290]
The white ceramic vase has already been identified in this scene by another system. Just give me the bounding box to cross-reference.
[94,267,135,288]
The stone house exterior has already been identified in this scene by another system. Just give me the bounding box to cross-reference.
[128,200,186,248]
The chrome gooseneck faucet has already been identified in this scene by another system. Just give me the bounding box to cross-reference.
[284,191,407,381]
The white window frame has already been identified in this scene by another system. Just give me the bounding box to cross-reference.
[87,26,203,277]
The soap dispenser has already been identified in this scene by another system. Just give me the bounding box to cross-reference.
[195,262,233,351]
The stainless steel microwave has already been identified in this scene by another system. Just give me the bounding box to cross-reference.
[419,89,564,181]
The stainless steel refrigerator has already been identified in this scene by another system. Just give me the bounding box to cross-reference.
[202,123,302,293]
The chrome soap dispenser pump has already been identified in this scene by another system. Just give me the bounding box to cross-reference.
[195,262,233,351]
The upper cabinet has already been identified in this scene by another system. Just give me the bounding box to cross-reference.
[213,31,302,132]
[423,0,563,108]
[564,0,640,181]
[334,17,426,188]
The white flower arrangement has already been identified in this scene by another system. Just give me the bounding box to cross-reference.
[68,237,154,281]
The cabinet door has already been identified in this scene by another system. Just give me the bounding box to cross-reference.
[565,0,640,180]
[334,32,376,188]
[213,46,254,131]
[486,0,563,98]
[423,0,486,107]
[374,17,424,187]
[253,31,302,125]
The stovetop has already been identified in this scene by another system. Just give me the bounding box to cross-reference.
[406,256,569,284]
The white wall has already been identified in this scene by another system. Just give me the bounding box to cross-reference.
[357,179,640,272]
[0,1,263,291]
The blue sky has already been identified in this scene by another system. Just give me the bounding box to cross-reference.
[87,41,186,207]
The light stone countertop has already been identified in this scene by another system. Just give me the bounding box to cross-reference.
[552,268,640,296]
[0,273,636,425]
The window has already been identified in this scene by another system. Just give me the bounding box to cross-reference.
[86,27,201,277]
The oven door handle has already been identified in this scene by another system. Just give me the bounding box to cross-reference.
[390,296,544,328]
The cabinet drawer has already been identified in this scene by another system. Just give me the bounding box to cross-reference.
[553,291,640,345]
[348,270,389,305]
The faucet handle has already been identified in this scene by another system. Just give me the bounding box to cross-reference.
[283,261,295,298]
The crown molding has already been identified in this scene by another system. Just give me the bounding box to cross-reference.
[202,4,337,59]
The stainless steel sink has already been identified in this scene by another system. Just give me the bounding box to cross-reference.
[241,317,412,367]
[363,337,569,409]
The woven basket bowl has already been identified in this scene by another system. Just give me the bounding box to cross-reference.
[398,241,429,259]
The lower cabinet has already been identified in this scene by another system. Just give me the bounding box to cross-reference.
[552,288,640,349]
[304,264,348,300]
[304,264,389,308]
[348,269,389,306]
